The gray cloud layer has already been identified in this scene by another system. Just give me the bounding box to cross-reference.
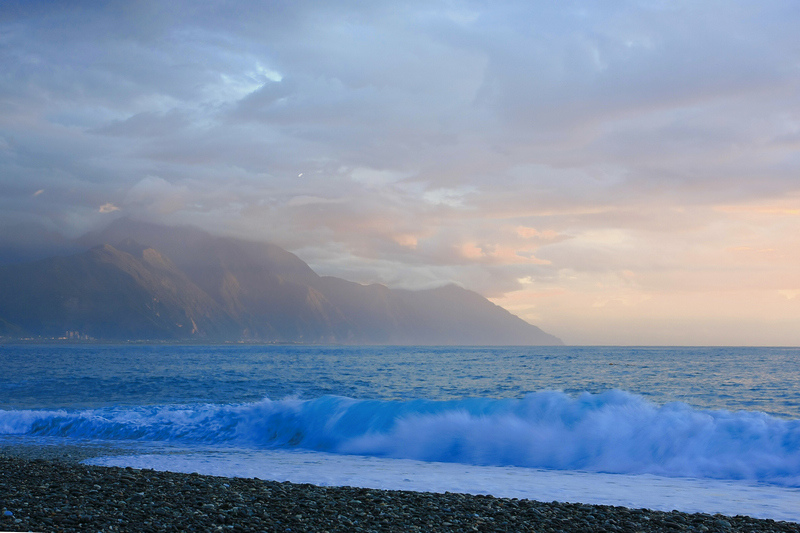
[3,0,800,343]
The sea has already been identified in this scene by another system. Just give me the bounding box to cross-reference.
[1,344,800,522]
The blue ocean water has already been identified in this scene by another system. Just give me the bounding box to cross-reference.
[4,344,800,415]
[3,344,800,519]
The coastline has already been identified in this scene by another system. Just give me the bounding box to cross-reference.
[1,445,798,532]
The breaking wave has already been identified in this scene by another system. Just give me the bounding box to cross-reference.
[3,390,800,485]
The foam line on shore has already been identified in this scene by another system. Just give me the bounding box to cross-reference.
[1,453,799,532]
[86,447,800,523]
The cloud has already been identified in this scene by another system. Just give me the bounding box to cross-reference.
[516,226,560,240]
[3,0,800,343]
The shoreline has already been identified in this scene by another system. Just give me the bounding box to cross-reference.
[1,447,799,532]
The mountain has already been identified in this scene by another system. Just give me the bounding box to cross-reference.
[0,220,562,344]
[0,242,237,340]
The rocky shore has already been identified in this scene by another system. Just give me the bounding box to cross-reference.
[1,452,799,533]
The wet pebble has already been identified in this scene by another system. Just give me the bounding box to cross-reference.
[0,454,798,532]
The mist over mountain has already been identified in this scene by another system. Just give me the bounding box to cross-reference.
[0,220,562,345]
[0,223,82,264]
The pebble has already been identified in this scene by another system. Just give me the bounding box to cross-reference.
[0,452,798,532]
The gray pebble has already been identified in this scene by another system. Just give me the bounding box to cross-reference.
[0,452,798,532]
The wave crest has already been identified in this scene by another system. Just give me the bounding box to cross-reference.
[3,390,800,485]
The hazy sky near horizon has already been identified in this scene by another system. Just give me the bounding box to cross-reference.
[2,1,800,345]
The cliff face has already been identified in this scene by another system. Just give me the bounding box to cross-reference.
[0,221,562,345]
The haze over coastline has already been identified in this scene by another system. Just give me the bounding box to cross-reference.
[0,220,562,344]
[2,1,800,345]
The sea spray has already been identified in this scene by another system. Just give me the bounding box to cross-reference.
[3,390,800,485]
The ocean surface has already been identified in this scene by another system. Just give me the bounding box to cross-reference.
[2,344,800,522]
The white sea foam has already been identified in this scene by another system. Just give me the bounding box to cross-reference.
[3,391,800,486]
[87,448,800,523]
[4,345,800,523]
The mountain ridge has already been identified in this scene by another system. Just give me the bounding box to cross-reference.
[0,220,562,345]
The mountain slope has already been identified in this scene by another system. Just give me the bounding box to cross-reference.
[1,220,563,345]
[392,284,562,345]
[80,220,347,342]
[0,244,237,340]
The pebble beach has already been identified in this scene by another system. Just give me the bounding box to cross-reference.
[1,446,799,533]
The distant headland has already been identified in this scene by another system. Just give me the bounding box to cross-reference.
[0,219,562,345]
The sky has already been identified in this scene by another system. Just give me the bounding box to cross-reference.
[2,1,800,346]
